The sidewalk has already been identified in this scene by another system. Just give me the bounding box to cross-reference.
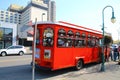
[45,61,120,80]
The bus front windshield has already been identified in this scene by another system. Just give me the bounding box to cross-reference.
[43,28,54,47]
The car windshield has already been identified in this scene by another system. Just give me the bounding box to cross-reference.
[7,45,23,49]
[7,46,15,49]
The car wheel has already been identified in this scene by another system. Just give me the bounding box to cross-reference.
[75,59,83,70]
[19,51,24,56]
[1,52,6,56]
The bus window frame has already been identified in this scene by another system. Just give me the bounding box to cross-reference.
[81,33,86,47]
[57,28,66,47]
[65,30,74,47]
[36,28,40,45]
[43,27,54,47]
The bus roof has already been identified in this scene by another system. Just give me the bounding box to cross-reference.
[33,21,102,35]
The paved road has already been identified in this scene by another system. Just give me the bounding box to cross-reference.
[0,55,120,80]
[0,55,32,80]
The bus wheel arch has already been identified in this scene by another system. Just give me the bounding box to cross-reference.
[75,58,84,70]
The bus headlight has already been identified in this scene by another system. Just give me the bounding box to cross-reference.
[44,50,51,59]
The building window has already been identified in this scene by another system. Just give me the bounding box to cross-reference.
[1,14,4,16]
[1,17,3,19]
[0,27,13,49]
[6,12,8,14]
[5,19,9,22]
[1,11,4,13]
[14,14,17,17]
[6,15,8,17]
[0,28,4,41]
[1,20,4,22]
[10,13,13,15]
[10,20,13,22]
[10,16,13,18]
[14,16,17,18]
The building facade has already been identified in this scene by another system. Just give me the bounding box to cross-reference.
[21,0,48,25]
[49,1,56,22]
[0,0,56,47]
[0,22,17,49]
[0,10,21,24]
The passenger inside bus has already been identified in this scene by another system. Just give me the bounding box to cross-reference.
[43,28,53,47]
[58,38,65,47]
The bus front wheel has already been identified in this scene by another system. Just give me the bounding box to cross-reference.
[75,59,83,70]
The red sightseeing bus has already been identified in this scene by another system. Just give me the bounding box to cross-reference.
[33,21,103,70]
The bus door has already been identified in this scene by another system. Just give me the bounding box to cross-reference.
[42,27,54,67]
[92,37,100,61]
[35,28,42,65]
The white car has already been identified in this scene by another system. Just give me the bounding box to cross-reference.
[0,45,26,56]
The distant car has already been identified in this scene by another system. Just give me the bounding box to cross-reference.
[0,45,26,56]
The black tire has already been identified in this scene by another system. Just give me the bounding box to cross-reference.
[75,59,83,70]
[1,52,6,57]
[19,51,24,56]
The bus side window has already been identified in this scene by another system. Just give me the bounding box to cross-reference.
[81,33,86,47]
[57,29,66,47]
[87,38,91,47]
[65,39,73,47]
[36,29,40,45]
[78,40,83,47]
[99,39,102,46]
[65,30,74,47]
[43,28,54,47]
[57,38,66,47]
[58,29,66,37]
[81,39,86,46]
[74,32,80,47]
[87,35,97,47]
[91,36,96,47]
[96,38,100,46]
[87,34,91,47]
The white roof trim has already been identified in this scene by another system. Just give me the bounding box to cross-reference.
[56,22,102,35]
[32,21,102,35]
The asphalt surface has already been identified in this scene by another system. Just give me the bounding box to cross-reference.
[46,61,120,80]
[0,54,120,80]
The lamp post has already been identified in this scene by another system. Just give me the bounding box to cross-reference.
[41,13,45,21]
[101,5,116,71]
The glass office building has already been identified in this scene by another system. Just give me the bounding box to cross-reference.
[0,10,21,24]
[0,22,17,49]
[0,27,13,48]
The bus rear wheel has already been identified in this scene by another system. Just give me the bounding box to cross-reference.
[75,59,83,70]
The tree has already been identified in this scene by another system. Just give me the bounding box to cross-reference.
[0,30,3,40]
[103,35,113,62]
[104,35,113,45]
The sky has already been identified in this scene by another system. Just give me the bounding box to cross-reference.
[0,0,120,40]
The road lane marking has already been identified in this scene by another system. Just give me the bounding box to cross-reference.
[0,58,31,63]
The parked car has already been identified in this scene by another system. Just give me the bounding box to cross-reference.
[0,45,26,56]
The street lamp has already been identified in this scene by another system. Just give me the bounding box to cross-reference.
[101,5,116,71]
[41,13,45,21]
